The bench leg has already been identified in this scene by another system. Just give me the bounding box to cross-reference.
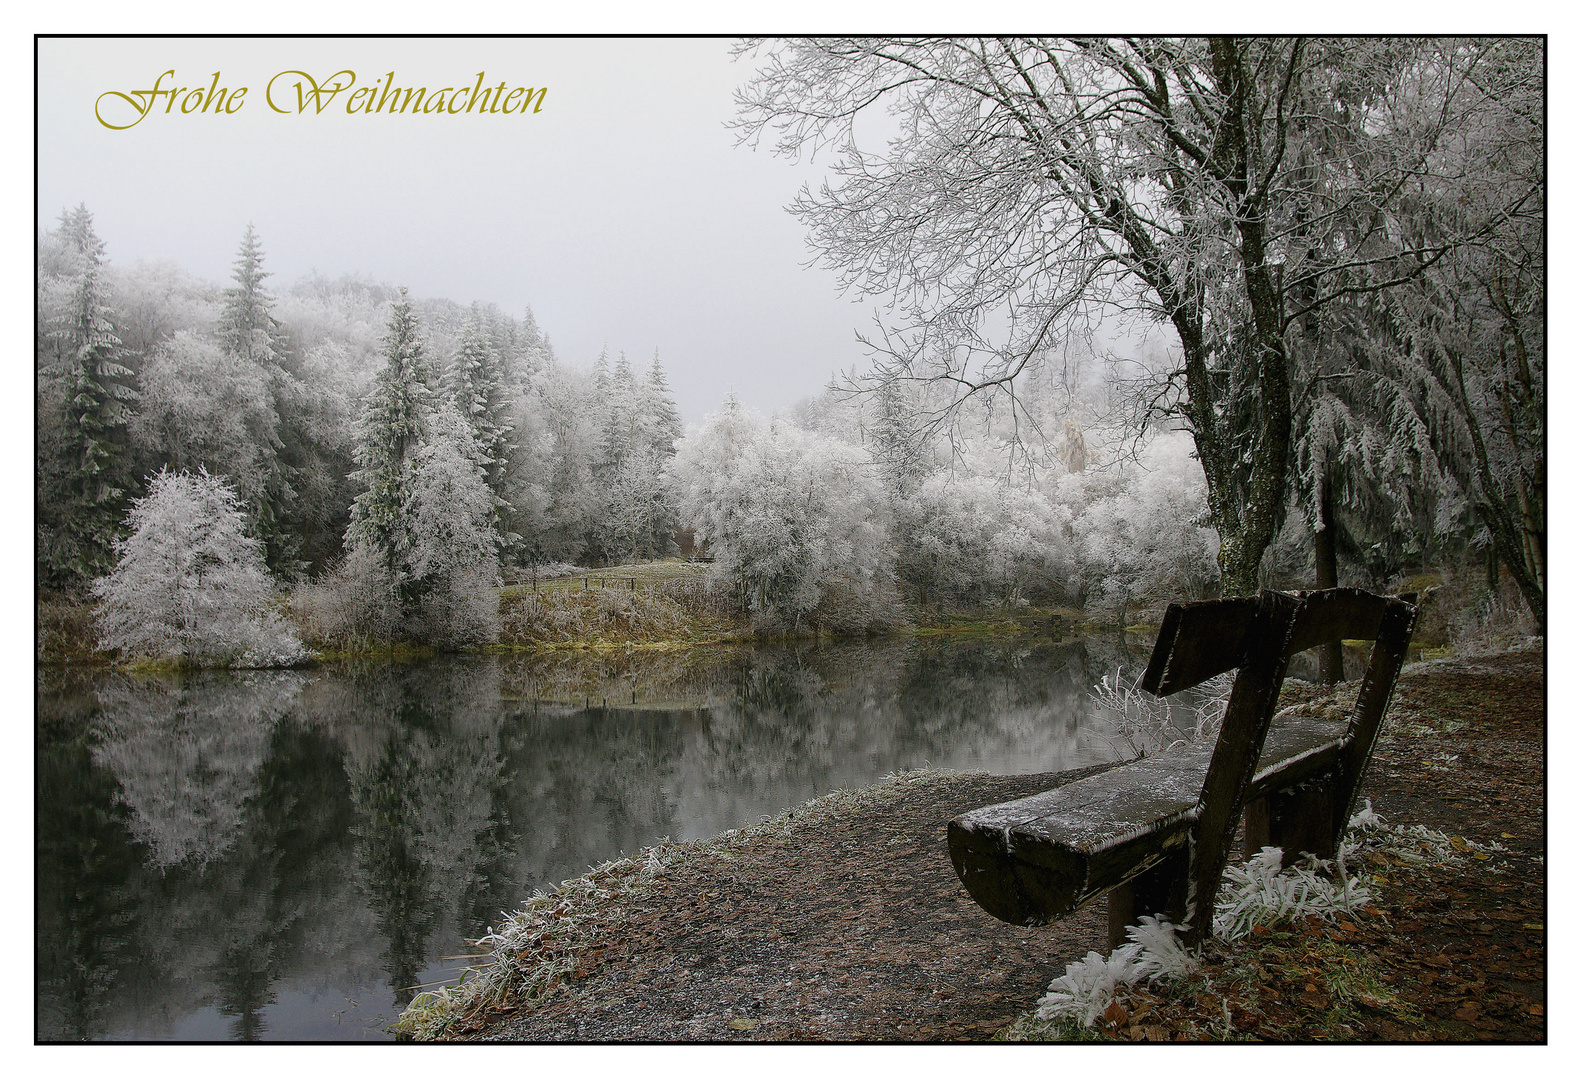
[1107,846,1188,950]
[1243,781,1337,869]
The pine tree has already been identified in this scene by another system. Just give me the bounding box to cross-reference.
[869,379,927,498]
[218,225,290,365]
[216,225,305,577]
[597,351,641,475]
[446,305,516,529]
[38,205,138,588]
[640,349,684,458]
[347,289,436,593]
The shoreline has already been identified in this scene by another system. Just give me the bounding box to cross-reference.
[37,596,1128,670]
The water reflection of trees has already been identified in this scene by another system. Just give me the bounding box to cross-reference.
[38,675,375,1041]
[315,662,509,1006]
[37,638,1152,1041]
[90,672,304,868]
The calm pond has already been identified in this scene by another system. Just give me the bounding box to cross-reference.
[37,634,1160,1042]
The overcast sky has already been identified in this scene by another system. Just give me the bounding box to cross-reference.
[37,37,883,422]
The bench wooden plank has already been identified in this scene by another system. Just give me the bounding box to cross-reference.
[1138,597,1259,696]
[948,713,1348,926]
[1284,588,1390,657]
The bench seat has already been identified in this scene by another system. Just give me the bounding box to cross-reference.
[947,712,1348,926]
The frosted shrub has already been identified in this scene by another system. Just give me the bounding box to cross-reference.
[290,544,403,649]
[1034,820,1387,1030]
[1033,917,1196,1026]
[93,469,305,666]
[1092,667,1232,757]
[414,565,502,650]
[669,400,898,630]
[1212,847,1373,941]
[896,473,1075,607]
[806,569,908,634]
[1074,432,1220,620]
[499,585,692,645]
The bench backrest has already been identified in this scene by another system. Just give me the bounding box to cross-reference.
[1139,587,1417,942]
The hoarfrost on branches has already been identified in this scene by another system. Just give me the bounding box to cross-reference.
[92,469,305,666]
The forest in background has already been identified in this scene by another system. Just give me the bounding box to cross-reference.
[37,38,1544,665]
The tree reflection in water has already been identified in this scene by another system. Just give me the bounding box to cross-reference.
[36,634,1147,1041]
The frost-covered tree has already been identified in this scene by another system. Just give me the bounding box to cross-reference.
[38,205,139,588]
[132,331,280,522]
[1074,433,1222,624]
[895,473,1075,607]
[869,379,929,499]
[216,225,307,575]
[602,448,675,562]
[735,38,1528,593]
[92,470,305,665]
[590,349,682,562]
[1324,40,1544,630]
[671,402,898,628]
[529,356,605,562]
[401,405,502,585]
[399,405,503,647]
[597,351,642,475]
[446,306,516,531]
[347,288,437,591]
[640,349,684,458]
[343,291,500,643]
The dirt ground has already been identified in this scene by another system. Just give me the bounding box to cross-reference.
[454,646,1544,1043]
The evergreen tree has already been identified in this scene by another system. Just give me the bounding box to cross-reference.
[597,351,641,475]
[869,379,927,498]
[446,306,516,535]
[347,289,436,594]
[216,225,307,577]
[38,205,138,588]
[640,349,684,458]
[218,225,291,365]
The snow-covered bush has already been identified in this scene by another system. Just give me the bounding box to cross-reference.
[289,544,403,650]
[1074,432,1221,620]
[1031,852,1372,1030]
[93,470,305,666]
[895,472,1076,606]
[412,564,501,650]
[1212,846,1374,940]
[670,400,901,631]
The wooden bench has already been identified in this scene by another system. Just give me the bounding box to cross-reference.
[947,587,1417,947]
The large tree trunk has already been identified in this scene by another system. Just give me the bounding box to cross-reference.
[1179,39,1296,598]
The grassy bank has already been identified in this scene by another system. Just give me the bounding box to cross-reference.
[38,557,1534,667]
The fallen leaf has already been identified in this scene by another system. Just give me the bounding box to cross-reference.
[729,1018,758,1031]
[1103,1001,1129,1026]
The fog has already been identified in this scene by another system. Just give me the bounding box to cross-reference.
[37,36,876,422]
